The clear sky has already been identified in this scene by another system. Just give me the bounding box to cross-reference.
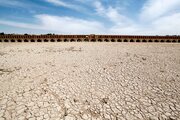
[0,0,180,35]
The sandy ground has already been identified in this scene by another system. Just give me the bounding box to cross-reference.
[0,43,180,120]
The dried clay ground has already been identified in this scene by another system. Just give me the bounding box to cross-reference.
[0,43,180,120]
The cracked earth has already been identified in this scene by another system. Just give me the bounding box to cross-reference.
[0,43,180,120]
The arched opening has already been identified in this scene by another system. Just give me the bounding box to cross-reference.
[104,39,109,42]
[111,39,115,42]
[4,39,9,42]
[154,40,159,42]
[0,39,2,42]
[44,39,48,42]
[142,40,147,42]
[50,39,55,42]
[148,40,153,42]
[136,40,140,42]
[70,39,75,42]
[11,39,15,42]
[64,39,68,42]
[130,39,134,42]
[117,39,122,42]
[57,39,61,42]
[91,39,96,42]
[172,40,176,43]
[84,39,89,42]
[31,39,35,42]
[24,39,28,42]
[98,39,102,42]
[37,39,42,42]
[77,39,82,42]
[166,40,171,43]
[178,40,180,43]
[160,40,165,43]
[124,39,128,42]
[17,39,22,42]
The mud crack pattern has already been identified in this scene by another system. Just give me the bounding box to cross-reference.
[0,43,180,120]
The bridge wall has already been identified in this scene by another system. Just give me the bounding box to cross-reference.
[0,35,180,43]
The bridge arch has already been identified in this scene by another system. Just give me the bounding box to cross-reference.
[44,39,49,42]
[50,39,55,42]
[57,39,61,42]
[111,39,115,42]
[123,39,128,42]
[24,39,29,42]
[154,40,159,42]
[70,39,75,42]
[136,39,140,42]
[84,39,89,42]
[172,40,177,43]
[148,40,153,42]
[166,40,171,43]
[11,39,15,42]
[91,39,96,42]
[117,39,122,42]
[130,39,134,42]
[30,39,35,42]
[142,39,147,42]
[4,39,9,42]
[77,39,82,42]
[98,39,103,42]
[160,40,165,43]
[17,39,22,42]
[37,39,42,42]
[104,39,109,42]
[63,39,67,42]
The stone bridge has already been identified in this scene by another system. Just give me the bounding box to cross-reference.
[0,34,180,43]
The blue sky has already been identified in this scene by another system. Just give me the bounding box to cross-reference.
[0,0,180,35]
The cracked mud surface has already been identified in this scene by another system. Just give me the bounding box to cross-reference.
[0,43,180,120]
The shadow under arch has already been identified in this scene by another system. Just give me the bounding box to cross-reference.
[11,39,15,42]
[24,39,29,42]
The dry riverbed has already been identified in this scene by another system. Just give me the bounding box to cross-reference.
[0,43,180,120]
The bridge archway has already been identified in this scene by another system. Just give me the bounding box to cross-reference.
[130,39,134,42]
[160,40,165,42]
[142,40,147,42]
[172,40,176,43]
[136,40,140,42]
[98,39,102,42]
[124,39,128,42]
[31,39,35,42]
[37,39,42,42]
[57,39,61,42]
[4,39,9,42]
[11,39,15,42]
[166,40,171,43]
[84,39,89,42]
[104,39,109,42]
[154,40,159,42]
[24,39,29,42]
[77,39,82,42]
[148,40,153,42]
[117,39,122,42]
[70,39,75,42]
[178,40,180,43]
[91,39,96,42]
[63,39,67,42]
[17,39,22,42]
[111,39,115,42]
[0,39,2,42]
[44,39,48,42]
[50,39,55,42]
